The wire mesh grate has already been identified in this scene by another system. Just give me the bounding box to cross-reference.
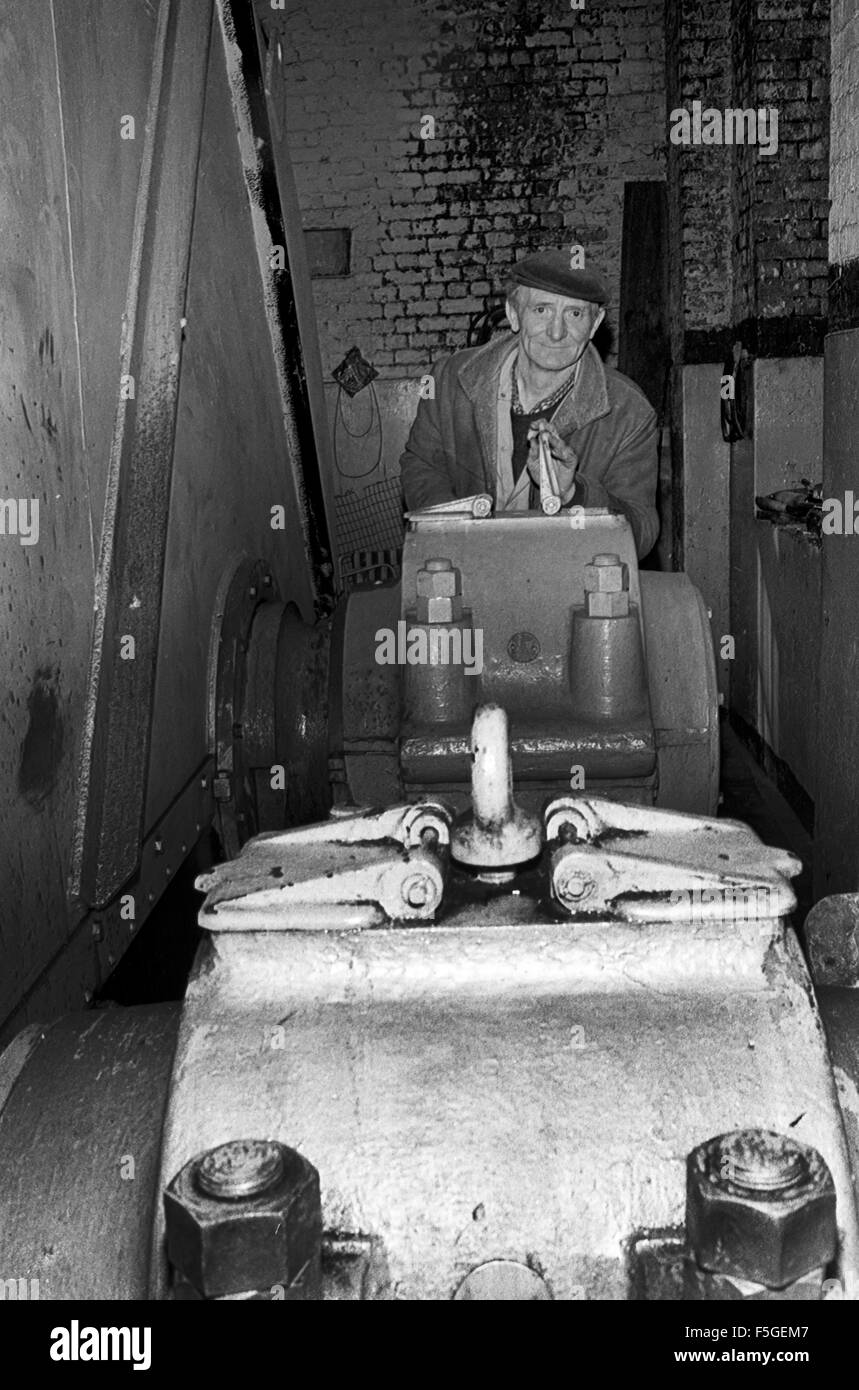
[334,478,405,556]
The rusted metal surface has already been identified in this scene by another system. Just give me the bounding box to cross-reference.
[151,709,854,1302]
[0,1004,180,1299]
[164,1138,321,1299]
[685,1130,836,1291]
[0,0,157,1027]
[1,0,330,1032]
[151,847,858,1299]
[806,893,859,987]
[2,708,857,1300]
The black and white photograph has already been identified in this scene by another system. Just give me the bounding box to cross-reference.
[0,0,856,1354]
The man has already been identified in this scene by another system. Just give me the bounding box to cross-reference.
[399,248,659,558]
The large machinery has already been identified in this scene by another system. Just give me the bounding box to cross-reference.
[4,0,859,1307]
[210,506,719,862]
[2,699,859,1300]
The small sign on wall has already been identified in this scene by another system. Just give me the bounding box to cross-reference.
[305,227,351,277]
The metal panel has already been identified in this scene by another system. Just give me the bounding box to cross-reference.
[144,16,318,827]
[73,0,215,909]
[150,912,859,1299]
[0,0,155,1024]
[0,1005,180,1299]
[816,328,859,897]
[681,364,730,702]
[0,0,327,1032]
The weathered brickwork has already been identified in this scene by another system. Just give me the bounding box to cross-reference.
[830,0,859,268]
[665,0,734,362]
[731,0,829,328]
[272,0,829,374]
[666,0,828,358]
[269,0,665,377]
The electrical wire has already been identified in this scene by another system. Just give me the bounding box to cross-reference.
[333,381,383,479]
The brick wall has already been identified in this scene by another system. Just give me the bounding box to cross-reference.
[731,0,829,333]
[665,0,828,357]
[665,0,734,362]
[830,0,859,268]
[267,0,665,378]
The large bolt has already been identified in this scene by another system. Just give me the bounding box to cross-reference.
[415,556,464,624]
[686,1130,836,1292]
[197,1139,285,1200]
[450,704,543,877]
[583,552,629,618]
[164,1139,321,1300]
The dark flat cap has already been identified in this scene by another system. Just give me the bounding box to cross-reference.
[511,248,608,304]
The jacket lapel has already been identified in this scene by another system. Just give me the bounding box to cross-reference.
[456,335,611,496]
[551,343,611,435]
[457,334,518,482]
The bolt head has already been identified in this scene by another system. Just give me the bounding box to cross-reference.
[558,873,595,904]
[686,1131,836,1288]
[164,1140,321,1299]
[584,558,628,594]
[417,559,461,601]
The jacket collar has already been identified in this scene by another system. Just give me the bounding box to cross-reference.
[457,333,611,471]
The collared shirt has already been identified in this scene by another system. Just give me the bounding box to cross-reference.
[510,361,580,484]
[496,351,581,509]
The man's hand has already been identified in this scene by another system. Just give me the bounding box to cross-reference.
[526,419,578,504]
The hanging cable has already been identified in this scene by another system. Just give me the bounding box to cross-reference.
[333,380,383,479]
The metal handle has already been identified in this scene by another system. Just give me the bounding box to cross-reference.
[538,433,561,515]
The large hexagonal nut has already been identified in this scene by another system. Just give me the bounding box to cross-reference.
[415,559,464,623]
[685,1262,827,1301]
[583,553,628,594]
[686,1130,837,1290]
[425,595,464,623]
[586,589,630,618]
[416,558,461,600]
[163,1139,321,1299]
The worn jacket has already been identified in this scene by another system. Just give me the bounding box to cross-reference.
[399,333,659,558]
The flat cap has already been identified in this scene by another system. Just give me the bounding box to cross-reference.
[511,248,608,305]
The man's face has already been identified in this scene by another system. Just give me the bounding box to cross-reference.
[507,287,605,374]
